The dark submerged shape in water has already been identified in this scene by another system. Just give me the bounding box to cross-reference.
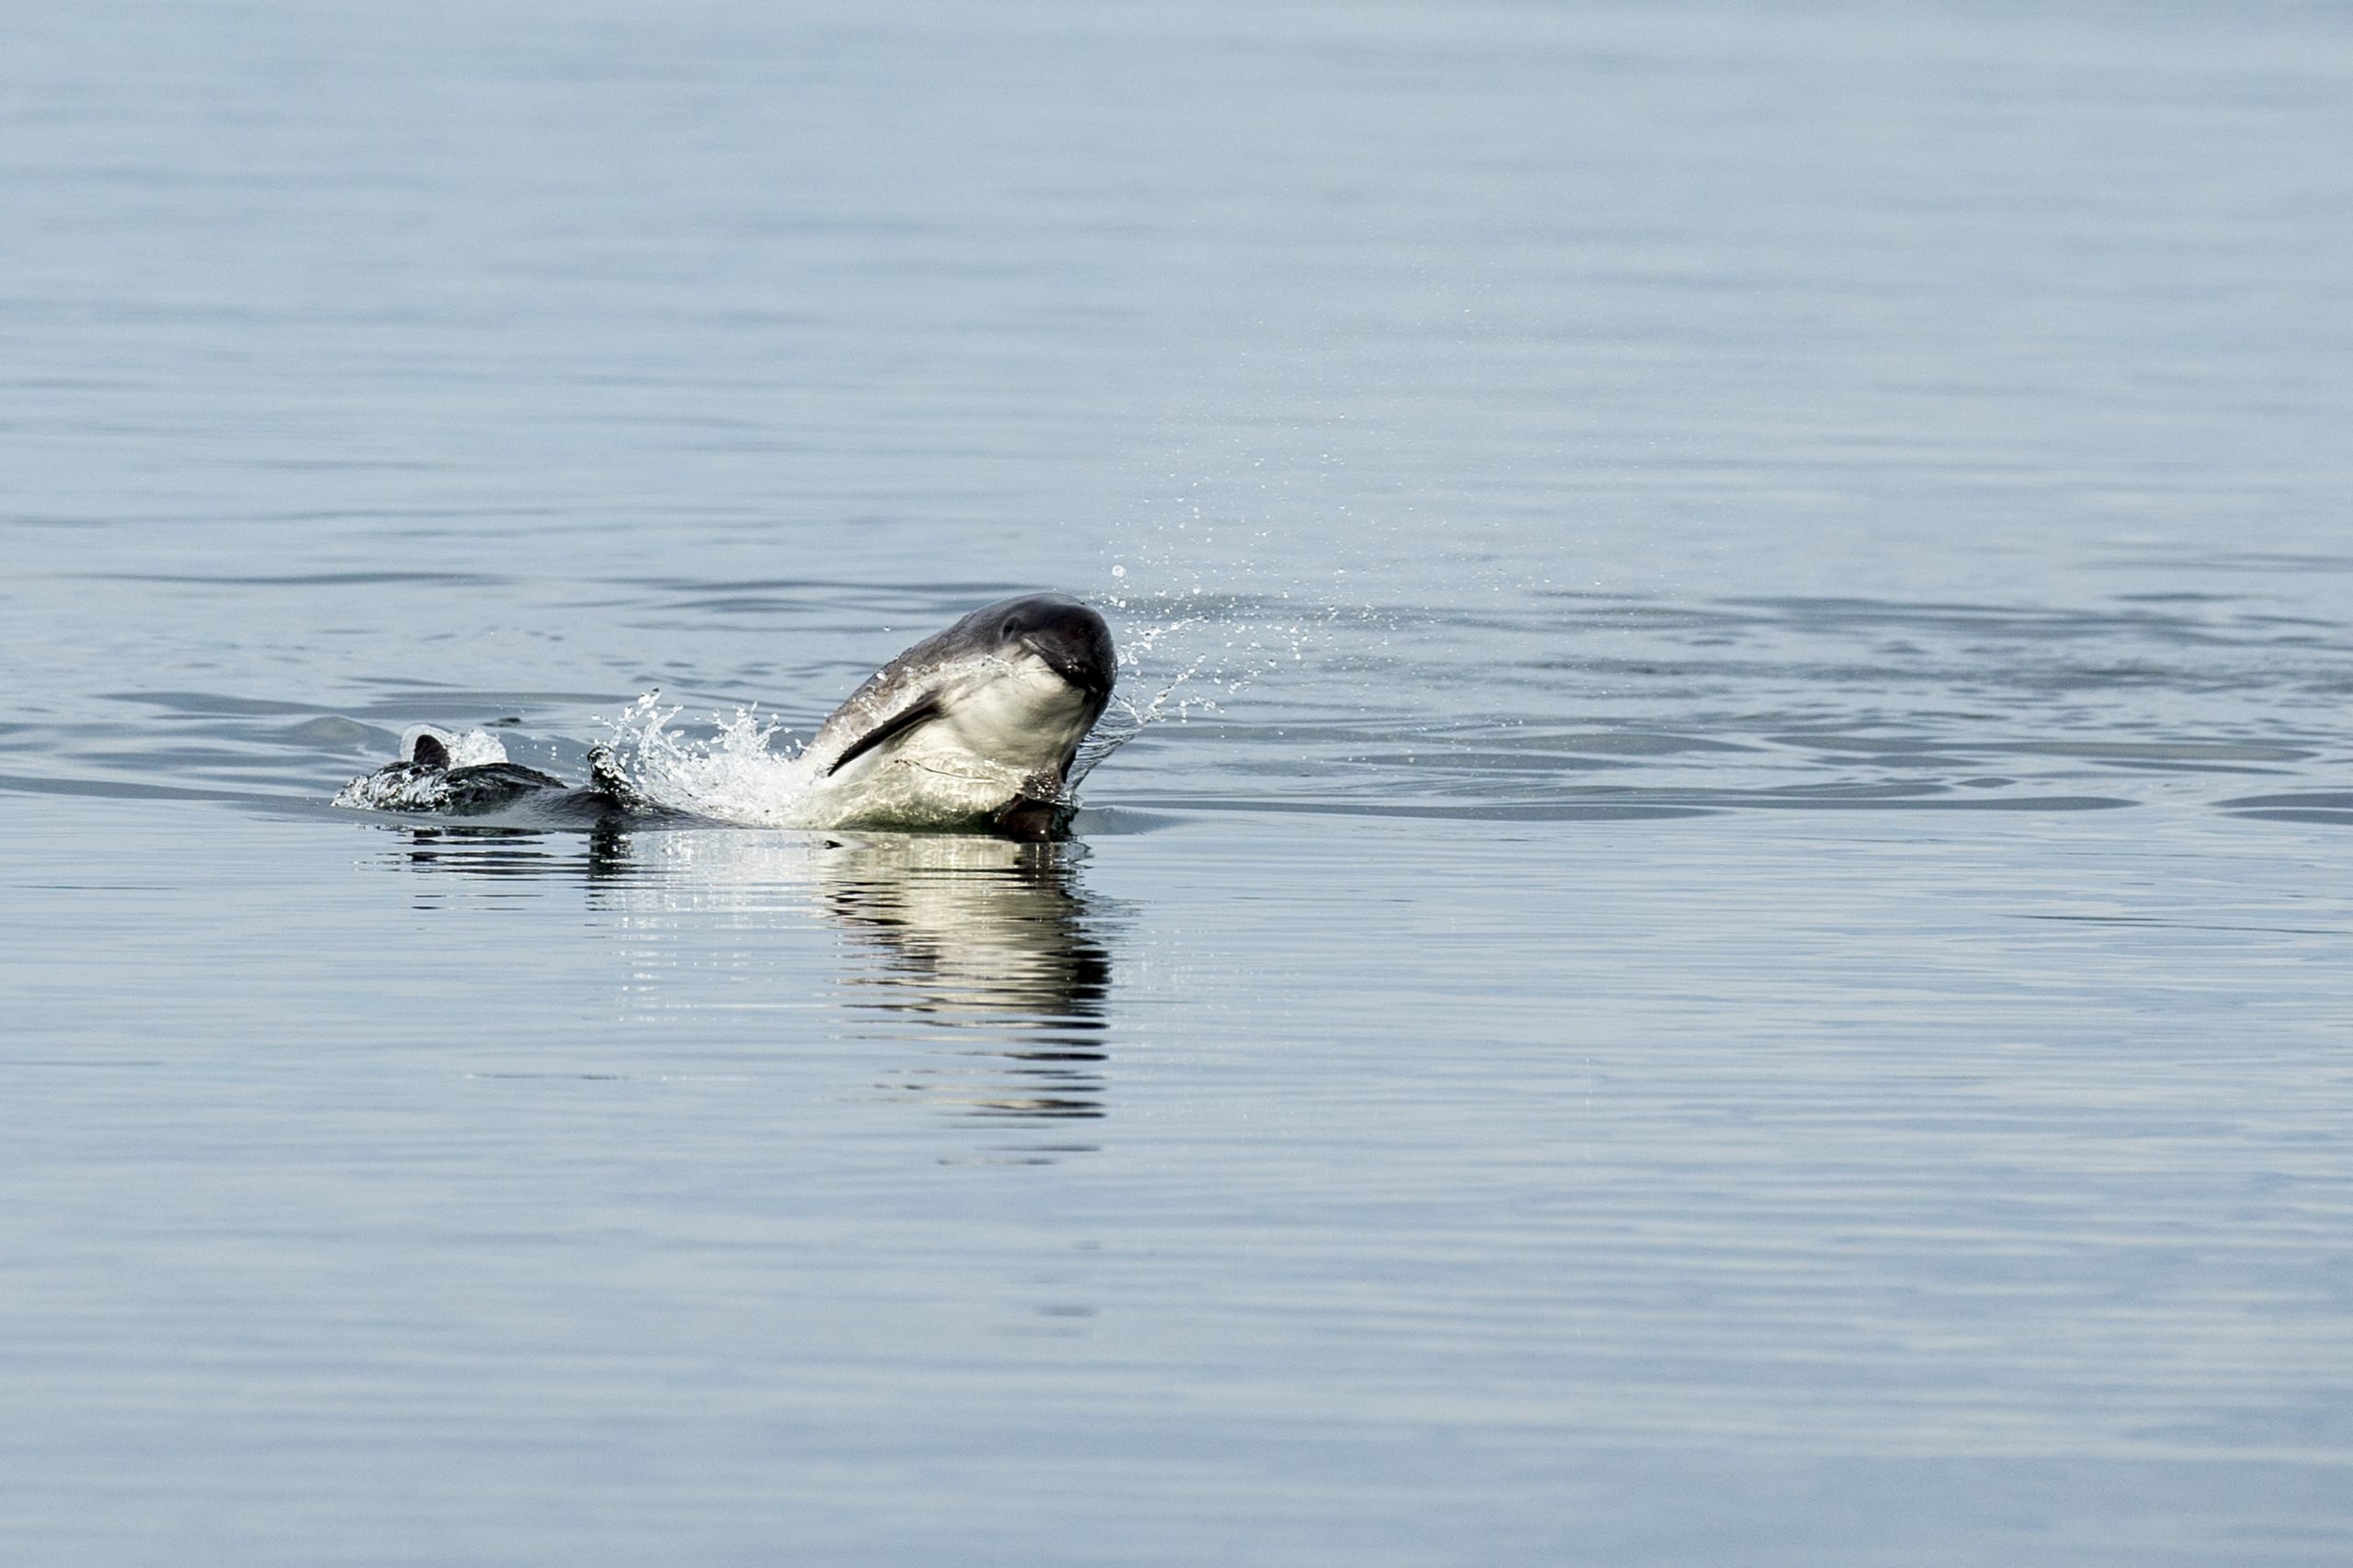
[340,593,1119,839]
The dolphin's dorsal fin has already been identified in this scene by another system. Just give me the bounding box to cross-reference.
[411,732,451,769]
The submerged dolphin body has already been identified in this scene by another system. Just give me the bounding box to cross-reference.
[336,594,1118,837]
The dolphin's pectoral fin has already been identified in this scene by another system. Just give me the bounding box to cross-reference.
[825,698,944,777]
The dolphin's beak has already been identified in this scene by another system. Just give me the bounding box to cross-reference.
[1022,633,1113,699]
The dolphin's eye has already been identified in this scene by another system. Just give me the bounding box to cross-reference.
[1002,616,1025,639]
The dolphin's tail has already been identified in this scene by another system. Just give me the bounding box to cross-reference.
[585,743,657,812]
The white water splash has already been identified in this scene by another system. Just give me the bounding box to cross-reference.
[594,695,819,827]
[411,725,508,768]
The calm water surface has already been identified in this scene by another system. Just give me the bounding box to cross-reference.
[5,3,2352,1563]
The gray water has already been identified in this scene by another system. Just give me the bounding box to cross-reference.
[6,3,2353,1562]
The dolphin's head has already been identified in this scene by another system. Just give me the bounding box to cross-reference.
[913,594,1117,783]
[987,593,1117,704]
[805,594,1119,833]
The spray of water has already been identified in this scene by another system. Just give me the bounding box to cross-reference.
[595,694,816,826]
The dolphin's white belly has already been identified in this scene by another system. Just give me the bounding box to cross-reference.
[810,659,1098,828]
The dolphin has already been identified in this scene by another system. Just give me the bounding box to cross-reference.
[796,592,1116,835]
[335,593,1118,837]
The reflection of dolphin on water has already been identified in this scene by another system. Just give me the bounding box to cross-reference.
[335,594,1118,837]
[820,834,1109,1024]
[386,823,1121,1131]
[817,833,1115,1124]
